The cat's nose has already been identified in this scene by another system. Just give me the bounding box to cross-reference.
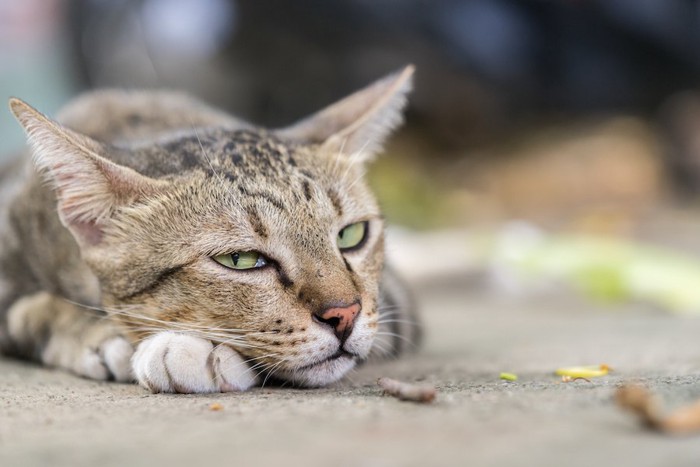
[313,302,361,343]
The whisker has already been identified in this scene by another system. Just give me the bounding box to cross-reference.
[120,322,252,344]
[64,299,139,316]
[375,308,405,315]
[247,358,284,382]
[260,358,289,388]
[375,331,417,348]
[376,304,402,311]
[123,328,265,350]
[278,379,291,389]
[369,339,394,358]
[95,306,266,335]
[330,136,348,176]
[339,139,371,185]
[345,166,368,192]
[211,335,269,353]
[376,311,407,320]
[376,319,420,327]
[66,300,271,350]
[212,352,279,383]
[191,124,235,197]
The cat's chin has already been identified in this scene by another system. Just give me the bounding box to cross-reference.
[279,354,357,388]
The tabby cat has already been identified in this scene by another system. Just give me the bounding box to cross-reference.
[0,66,420,393]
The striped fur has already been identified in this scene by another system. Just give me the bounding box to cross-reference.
[0,66,419,393]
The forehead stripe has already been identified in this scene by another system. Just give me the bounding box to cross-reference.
[245,206,269,239]
[327,188,343,216]
[302,181,312,202]
[238,186,286,211]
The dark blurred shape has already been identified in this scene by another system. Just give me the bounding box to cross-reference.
[68,0,700,150]
[659,91,700,198]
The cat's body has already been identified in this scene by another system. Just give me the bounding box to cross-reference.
[0,67,419,392]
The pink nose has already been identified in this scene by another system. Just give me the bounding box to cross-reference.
[314,303,361,343]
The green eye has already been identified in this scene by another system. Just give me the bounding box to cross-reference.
[337,221,368,251]
[213,252,267,270]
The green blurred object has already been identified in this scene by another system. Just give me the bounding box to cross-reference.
[368,149,452,229]
[573,264,628,303]
[493,227,700,314]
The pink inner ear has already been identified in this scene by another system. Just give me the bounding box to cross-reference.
[54,180,106,247]
[67,219,104,247]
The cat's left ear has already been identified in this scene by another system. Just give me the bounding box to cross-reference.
[276,65,414,163]
[9,98,167,248]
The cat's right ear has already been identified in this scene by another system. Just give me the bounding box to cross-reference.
[9,98,166,248]
[276,65,414,163]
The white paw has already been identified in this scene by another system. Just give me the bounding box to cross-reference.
[43,335,134,382]
[76,336,134,381]
[99,336,135,382]
[131,332,257,394]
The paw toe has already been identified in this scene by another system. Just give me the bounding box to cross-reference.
[211,345,258,392]
[76,348,110,380]
[132,332,219,393]
[101,337,134,382]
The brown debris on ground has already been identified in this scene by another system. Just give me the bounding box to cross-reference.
[615,385,700,435]
[377,377,437,403]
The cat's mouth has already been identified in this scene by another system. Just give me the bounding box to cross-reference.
[298,348,357,371]
[275,347,361,387]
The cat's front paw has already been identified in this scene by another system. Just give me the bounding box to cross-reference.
[132,332,257,393]
[91,336,134,382]
[50,335,134,382]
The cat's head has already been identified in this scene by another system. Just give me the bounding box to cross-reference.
[10,66,413,387]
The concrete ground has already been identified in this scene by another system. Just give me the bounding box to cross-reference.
[3,272,700,467]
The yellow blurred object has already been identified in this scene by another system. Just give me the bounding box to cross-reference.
[499,372,518,381]
[554,364,611,378]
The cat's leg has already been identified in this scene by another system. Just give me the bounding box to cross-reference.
[370,266,422,359]
[6,291,133,381]
[132,332,258,393]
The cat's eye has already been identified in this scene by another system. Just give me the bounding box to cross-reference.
[213,252,267,270]
[337,221,368,251]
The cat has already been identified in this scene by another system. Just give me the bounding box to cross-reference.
[0,65,420,393]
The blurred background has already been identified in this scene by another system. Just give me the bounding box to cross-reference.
[4,0,700,311]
